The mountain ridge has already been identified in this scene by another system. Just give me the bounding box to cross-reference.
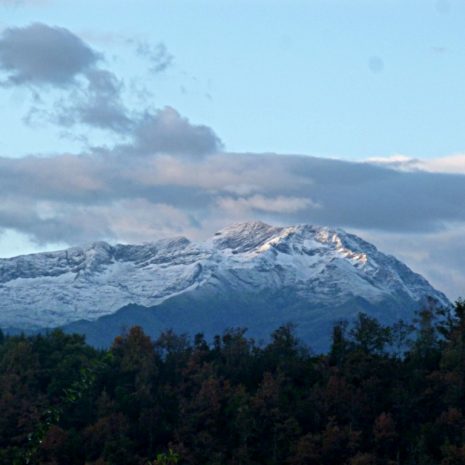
[0,221,450,348]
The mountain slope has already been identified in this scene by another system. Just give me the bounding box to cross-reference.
[0,221,450,349]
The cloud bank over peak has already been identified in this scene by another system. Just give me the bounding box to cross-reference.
[0,150,463,239]
[0,149,464,298]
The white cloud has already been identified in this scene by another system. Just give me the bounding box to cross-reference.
[366,153,465,174]
[420,154,465,174]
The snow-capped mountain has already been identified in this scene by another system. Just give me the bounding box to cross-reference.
[0,221,450,349]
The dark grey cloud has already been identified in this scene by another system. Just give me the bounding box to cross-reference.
[0,22,133,133]
[0,151,464,236]
[115,107,223,156]
[210,154,465,233]
[0,23,100,87]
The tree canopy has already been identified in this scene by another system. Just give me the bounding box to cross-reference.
[1,301,465,465]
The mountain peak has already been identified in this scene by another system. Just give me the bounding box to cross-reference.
[0,222,450,340]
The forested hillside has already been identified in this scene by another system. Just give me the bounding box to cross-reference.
[1,302,465,465]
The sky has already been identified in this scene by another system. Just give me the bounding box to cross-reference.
[0,0,464,300]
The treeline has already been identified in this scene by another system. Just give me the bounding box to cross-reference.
[1,301,465,465]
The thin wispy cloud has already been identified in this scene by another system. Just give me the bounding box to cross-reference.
[133,40,173,74]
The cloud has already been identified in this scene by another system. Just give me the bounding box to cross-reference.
[134,41,173,74]
[0,150,464,298]
[367,153,465,174]
[366,155,417,169]
[0,151,464,238]
[0,22,214,158]
[0,23,212,156]
[355,226,465,302]
[0,23,99,87]
[0,22,134,134]
[0,22,462,298]
[217,195,319,215]
[114,107,223,157]
[53,69,132,132]
[421,154,465,174]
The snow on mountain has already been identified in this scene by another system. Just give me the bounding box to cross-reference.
[0,221,450,332]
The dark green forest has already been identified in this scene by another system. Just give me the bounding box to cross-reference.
[2,301,465,465]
